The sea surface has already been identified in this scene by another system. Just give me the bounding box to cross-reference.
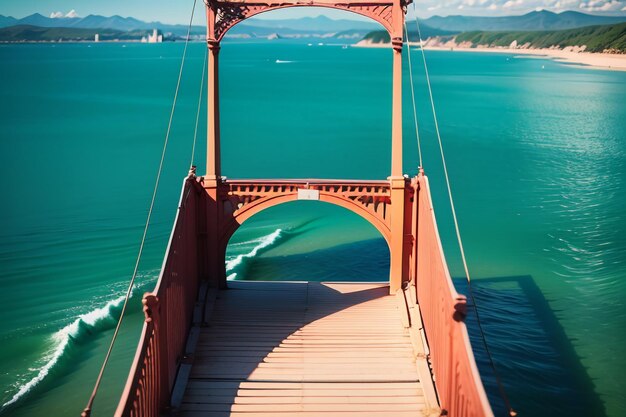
[0,41,624,417]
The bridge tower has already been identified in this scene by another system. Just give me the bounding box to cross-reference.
[202,0,413,293]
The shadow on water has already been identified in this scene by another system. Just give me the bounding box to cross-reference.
[454,275,607,417]
[230,237,606,416]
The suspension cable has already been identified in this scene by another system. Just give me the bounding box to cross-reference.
[190,47,207,169]
[81,1,199,416]
[403,22,423,169]
[409,5,517,416]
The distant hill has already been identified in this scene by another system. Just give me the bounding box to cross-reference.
[0,13,204,37]
[0,13,379,39]
[0,15,18,27]
[454,22,626,53]
[360,24,456,44]
[0,25,155,42]
[423,10,626,32]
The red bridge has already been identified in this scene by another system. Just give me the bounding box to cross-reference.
[107,0,496,415]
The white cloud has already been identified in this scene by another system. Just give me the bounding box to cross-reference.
[411,0,626,16]
[503,0,525,8]
[579,0,624,11]
[49,10,79,19]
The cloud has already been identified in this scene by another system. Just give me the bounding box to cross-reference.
[579,0,624,11]
[503,0,525,8]
[50,9,79,19]
[411,0,626,15]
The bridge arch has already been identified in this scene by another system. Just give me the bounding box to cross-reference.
[209,4,394,42]
[223,194,391,249]
[216,180,393,251]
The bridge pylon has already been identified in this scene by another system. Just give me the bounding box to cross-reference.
[203,0,411,293]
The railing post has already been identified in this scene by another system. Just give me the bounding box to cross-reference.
[411,174,421,303]
[143,293,169,410]
[389,176,408,293]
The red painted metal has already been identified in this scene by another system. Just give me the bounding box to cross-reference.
[205,0,410,43]
[115,173,496,417]
[203,0,410,292]
[219,178,392,243]
[411,174,494,417]
[199,177,408,291]
[113,0,495,412]
[115,176,205,417]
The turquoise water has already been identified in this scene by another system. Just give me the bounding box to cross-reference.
[0,41,624,416]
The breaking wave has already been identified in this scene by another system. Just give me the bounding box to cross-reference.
[2,229,286,409]
[226,228,283,280]
[1,278,151,410]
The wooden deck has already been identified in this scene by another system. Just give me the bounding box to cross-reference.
[176,281,438,417]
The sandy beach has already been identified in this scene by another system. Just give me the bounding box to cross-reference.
[354,39,626,71]
[426,46,626,71]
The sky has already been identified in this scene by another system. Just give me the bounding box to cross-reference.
[0,0,624,24]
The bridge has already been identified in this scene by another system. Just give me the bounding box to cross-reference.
[107,0,496,415]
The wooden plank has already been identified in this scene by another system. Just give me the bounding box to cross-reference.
[180,412,422,417]
[183,388,423,397]
[180,281,438,416]
[189,373,420,382]
[185,381,422,390]
[193,356,415,364]
[196,346,413,352]
[171,286,219,410]
[180,402,426,412]
[182,395,425,405]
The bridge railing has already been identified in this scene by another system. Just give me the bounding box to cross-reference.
[412,174,494,417]
[115,176,205,417]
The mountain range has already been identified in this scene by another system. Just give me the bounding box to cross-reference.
[0,13,204,36]
[0,13,380,38]
[1,10,625,42]
[422,10,626,32]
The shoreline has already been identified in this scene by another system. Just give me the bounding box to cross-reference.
[426,46,626,71]
[353,40,626,71]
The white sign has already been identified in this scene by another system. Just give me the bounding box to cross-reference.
[297,189,320,200]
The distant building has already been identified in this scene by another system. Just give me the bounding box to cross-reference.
[95,34,100,43]
[141,29,163,44]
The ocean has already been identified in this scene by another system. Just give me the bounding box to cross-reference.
[0,41,624,417]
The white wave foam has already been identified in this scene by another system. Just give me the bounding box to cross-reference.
[2,235,282,409]
[225,229,282,276]
[2,293,128,409]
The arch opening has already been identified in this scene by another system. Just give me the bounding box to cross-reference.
[225,201,390,282]
[218,7,393,180]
